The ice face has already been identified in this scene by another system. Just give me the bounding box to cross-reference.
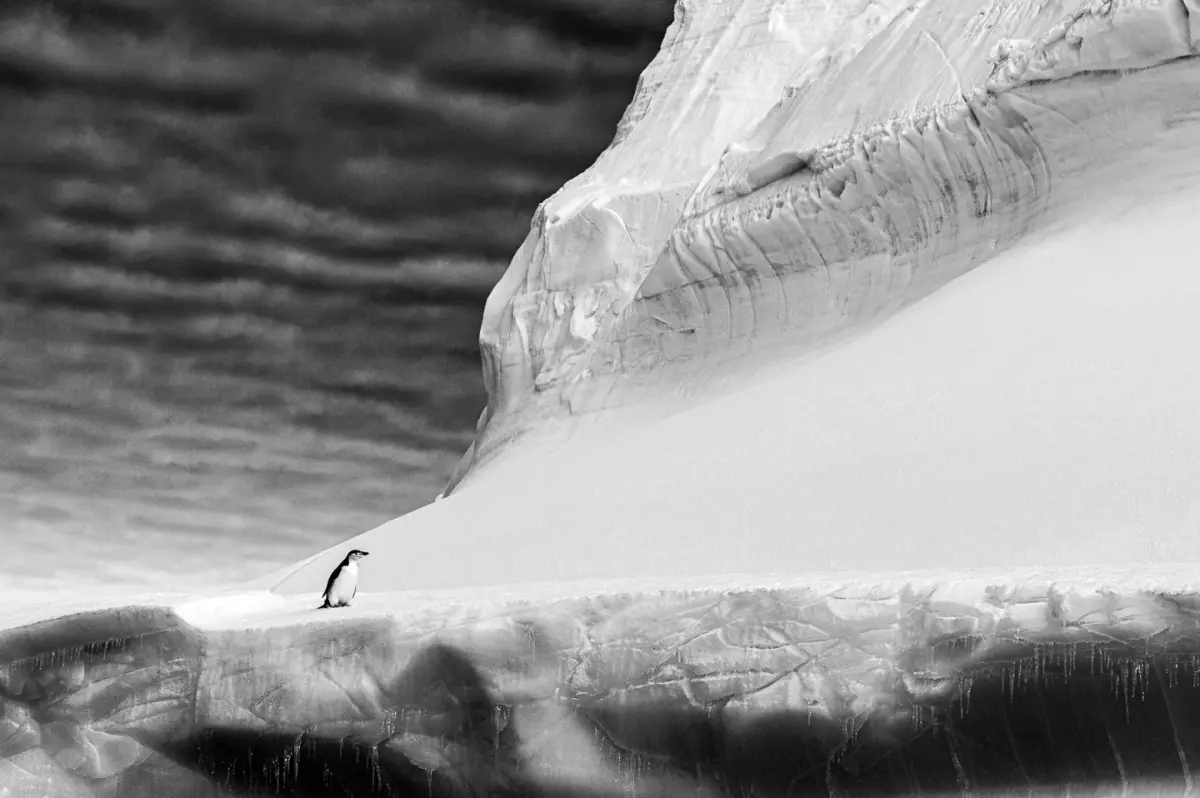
[6,581,1200,796]
[458,0,1200,484]
[0,607,207,795]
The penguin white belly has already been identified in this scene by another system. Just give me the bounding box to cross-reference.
[326,562,359,606]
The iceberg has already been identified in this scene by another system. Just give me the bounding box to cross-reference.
[5,0,1200,794]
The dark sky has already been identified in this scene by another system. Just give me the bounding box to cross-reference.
[0,0,675,589]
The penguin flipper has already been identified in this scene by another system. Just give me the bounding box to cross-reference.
[319,566,342,609]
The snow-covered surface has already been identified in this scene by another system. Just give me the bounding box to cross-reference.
[5,0,1200,793]
[273,189,1200,596]
[5,561,1200,634]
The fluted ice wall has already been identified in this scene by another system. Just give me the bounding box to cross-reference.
[451,0,1200,489]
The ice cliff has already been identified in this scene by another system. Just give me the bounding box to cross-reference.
[5,0,1200,795]
[11,574,1200,796]
[458,0,1200,475]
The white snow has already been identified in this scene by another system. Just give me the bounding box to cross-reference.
[273,186,1200,597]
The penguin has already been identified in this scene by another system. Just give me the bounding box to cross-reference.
[320,549,368,609]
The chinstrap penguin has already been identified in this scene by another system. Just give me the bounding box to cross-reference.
[320,549,369,608]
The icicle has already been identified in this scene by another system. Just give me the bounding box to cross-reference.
[949,745,971,798]
[1149,658,1195,797]
[1121,660,1131,724]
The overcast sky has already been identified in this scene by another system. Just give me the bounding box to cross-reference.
[0,0,675,590]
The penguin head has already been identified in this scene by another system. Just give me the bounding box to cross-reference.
[348,549,369,560]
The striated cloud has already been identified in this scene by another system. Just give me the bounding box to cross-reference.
[0,0,674,584]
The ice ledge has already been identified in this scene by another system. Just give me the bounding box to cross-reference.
[7,567,1200,795]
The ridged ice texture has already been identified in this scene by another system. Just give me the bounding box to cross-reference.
[9,578,1200,796]
[460,0,1200,480]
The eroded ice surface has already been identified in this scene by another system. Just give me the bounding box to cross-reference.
[5,0,1200,794]
[9,572,1200,796]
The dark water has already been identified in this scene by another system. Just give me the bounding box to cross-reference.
[0,0,674,591]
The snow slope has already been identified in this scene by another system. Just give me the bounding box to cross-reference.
[272,191,1200,595]
[4,0,1200,795]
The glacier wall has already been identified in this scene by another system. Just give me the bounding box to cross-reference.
[10,579,1200,796]
[453,0,1200,487]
